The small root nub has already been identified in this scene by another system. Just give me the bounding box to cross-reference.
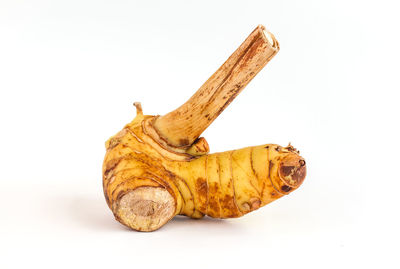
[133,102,143,115]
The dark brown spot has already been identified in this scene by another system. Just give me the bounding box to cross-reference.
[269,160,273,171]
[234,83,242,90]
[195,177,208,197]
[281,185,292,192]
[221,195,239,213]
[292,165,306,185]
[280,165,295,177]
[208,182,219,194]
[179,138,189,146]
[275,146,281,152]
[207,199,220,217]
[279,156,307,187]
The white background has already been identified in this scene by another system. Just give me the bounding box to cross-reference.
[1,0,399,268]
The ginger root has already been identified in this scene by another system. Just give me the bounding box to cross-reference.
[102,25,306,231]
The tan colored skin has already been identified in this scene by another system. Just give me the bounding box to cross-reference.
[149,25,279,151]
[103,111,306,231]
[102,25,307,231]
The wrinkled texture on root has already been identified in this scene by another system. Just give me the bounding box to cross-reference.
[115,187,176,232]
[152,25,280,149]
[102,26,307,232]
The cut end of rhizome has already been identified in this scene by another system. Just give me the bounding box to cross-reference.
[114,187,176,232]
[258,25,279,51]
[278,154,306,192]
